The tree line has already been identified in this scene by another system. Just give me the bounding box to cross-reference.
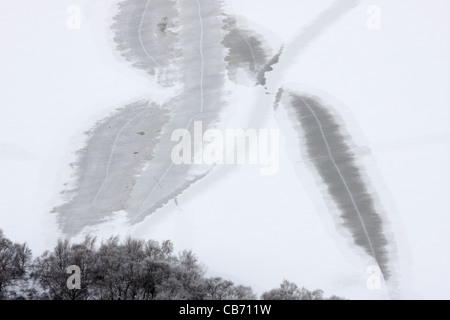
[0,229,345,300]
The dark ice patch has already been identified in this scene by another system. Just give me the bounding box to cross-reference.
[112,0,181,86]
[53,102,169,235]
[277,91,392,281]
[222,16,277,86]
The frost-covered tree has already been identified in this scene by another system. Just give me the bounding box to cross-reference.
[0,229,32,299]
[156,250,206,300]
[90,237,174,300]
[261,280,338,300]
[204,277,256,300]
[31,237,97,300]
[1,231,345,300]
[261,280,302,300]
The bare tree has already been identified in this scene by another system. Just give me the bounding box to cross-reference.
[0,229,32,299]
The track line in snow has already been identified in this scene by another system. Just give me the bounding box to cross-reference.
[136,117,194,217]
[93,107,150,205]
[195,0,205,113]
[139,0,160,67]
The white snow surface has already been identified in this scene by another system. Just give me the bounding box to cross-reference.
[0,0,449,299]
